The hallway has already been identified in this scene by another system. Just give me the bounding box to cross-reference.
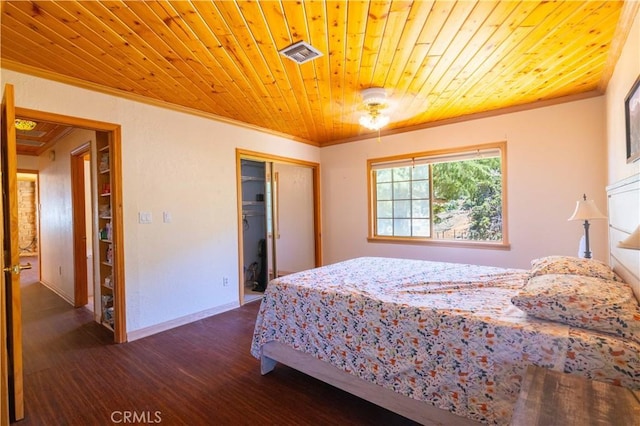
[18,256,115,424]
[14,258,414,425]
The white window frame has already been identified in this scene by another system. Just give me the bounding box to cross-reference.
[367,141,510,249]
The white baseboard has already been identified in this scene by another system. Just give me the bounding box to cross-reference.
[126,301,240,342]
[39,279,75,306]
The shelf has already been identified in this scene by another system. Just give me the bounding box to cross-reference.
[97,137,115,337]
[101,321,114,331]
[242,176,265,182]
[243,201,264,206]
[241,162,264,169]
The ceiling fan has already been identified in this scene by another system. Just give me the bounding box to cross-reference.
[358,87,393,131]
[339,87,428,135]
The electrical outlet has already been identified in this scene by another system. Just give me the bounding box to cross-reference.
[222,277,229,287]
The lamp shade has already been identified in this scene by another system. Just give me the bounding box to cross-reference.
[618,226,640,250]
[568,196,606,221]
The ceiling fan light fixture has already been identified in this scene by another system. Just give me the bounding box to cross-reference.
[359,113,390,131]
[15,119,37,131]
[359,87,391,131]
[361,87,388,107]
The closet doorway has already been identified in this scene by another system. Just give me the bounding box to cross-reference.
[236,149,322,304]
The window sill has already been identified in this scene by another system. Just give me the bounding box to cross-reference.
[367,236,511,250]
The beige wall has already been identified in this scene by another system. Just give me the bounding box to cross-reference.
[320,97,608,270]
[606,8,640,184]
[5,68,320,337]
[36,129,95,304]
[17,155,39,170]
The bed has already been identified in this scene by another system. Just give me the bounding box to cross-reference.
[251,176,640,425]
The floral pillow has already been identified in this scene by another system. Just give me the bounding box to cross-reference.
[511,274,640,343]
[529,255,622,282]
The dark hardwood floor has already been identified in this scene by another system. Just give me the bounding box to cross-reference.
[15,259,418,425]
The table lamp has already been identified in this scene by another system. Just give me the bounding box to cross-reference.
[568,194,606,259]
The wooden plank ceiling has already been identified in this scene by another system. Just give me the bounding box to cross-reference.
[0,1,634,152]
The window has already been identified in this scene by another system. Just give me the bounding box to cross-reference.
[368,142,508,247]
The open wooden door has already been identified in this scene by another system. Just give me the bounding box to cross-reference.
[0,103,8,424]
[71,143,90,308]
[1,84,26,422]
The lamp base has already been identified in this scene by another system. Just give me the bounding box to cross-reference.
[578,235,592,259]
[582,220,592,259]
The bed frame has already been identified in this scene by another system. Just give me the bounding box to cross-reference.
[607,173,640,301]
[260,341,478,425]
[260,173,640,425]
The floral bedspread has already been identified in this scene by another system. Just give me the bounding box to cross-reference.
[250,257,640,424]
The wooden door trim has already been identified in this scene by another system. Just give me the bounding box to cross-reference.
[15,107,127,343]
[70,143,90,308]
[235,149,322,306]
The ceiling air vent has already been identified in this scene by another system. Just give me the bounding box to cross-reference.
[17,129,46,137]
[279,41,323,64]
[16,139,45,147]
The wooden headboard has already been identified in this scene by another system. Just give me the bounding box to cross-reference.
[607,173,640,302]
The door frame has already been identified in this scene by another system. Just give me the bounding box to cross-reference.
[15,107,127,343]
[235,149,322,305]
[70,143,90,308]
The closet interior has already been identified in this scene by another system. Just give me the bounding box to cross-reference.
[240,159,268,302]
[239,156,318,304]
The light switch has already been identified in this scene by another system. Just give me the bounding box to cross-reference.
[138,211,152,224]
[163,211,172,223]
